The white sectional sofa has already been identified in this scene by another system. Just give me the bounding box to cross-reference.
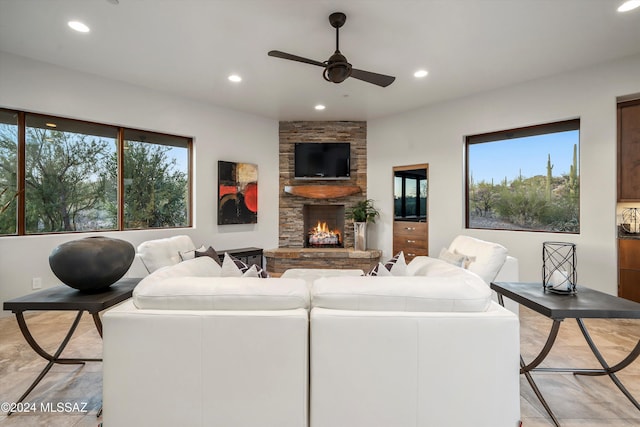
[102,234,521,427]
[103,271,310,427]
[310,275,520,427]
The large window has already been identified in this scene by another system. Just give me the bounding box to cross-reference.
[466,119,579,233]
[0,109,192,236]
[0,110,18,235]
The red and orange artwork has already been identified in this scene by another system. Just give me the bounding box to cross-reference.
[218,161,258,224]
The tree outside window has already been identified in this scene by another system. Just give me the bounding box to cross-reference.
[466,119,579,233]
[0,109,192,236]
[0,110,18,235]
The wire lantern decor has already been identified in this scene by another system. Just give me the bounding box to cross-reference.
[542,241,577,294]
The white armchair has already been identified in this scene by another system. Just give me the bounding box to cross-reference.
[126,235,196,277]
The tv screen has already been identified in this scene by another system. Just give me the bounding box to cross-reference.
[294,143,351,179]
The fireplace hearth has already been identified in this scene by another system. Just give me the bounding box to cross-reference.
[303,205,345,248]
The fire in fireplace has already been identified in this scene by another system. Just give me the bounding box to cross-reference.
[303,204,345,248]
[308,221,341,247]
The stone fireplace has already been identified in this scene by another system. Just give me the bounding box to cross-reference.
[265,121,381,274]
[277,121,367,248]
[303,205,345,248]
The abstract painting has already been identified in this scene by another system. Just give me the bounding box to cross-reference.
[218,161,258,225]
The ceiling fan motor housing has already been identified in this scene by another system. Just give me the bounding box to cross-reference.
[324,52,352,83]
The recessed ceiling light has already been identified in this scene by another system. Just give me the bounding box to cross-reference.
[618,0,640,12]
[228,74,242,83]
[315,105,326,111]
[414,70,429,78]
[68,21,90,33]
[45,123,57,128]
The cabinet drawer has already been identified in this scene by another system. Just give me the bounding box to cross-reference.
[393,236,427,248]
[394,221,427,238]
[393,221,428,260]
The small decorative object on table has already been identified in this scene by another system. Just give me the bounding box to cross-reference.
[49,236,135,292]
[621,207,640,234]
[542,241,576,294]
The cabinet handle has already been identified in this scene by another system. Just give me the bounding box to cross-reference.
[407,253,416,257]
[407,239,416,243]
[404,227,416,231]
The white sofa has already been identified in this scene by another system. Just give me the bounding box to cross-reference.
[310,275,520,427]
[103,268,310,427]
[103,242,521,427]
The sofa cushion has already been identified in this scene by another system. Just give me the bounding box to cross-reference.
[137,235,196,273]
[133,277,310,310]
[312,275,492,312]
[135,256,222,289]
[448,235,507,283]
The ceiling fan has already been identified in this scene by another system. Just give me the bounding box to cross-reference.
[268,12,395,88]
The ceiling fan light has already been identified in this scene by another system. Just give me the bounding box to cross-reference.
[414,70,429,78]
[618,0,640,12]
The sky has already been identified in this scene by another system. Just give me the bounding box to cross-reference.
[468,130,579,184]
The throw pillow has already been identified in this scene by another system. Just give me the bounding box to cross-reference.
[366,252,407,276]
[438,248,466,268]
[195,246,222,266]
[221,253,249,277]
[385,251,407,276]
[366,262,393,276]
[179,245,206,261]
[453,249,476,269]
[221,253,269,278]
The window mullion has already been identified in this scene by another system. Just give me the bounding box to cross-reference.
[17,112,26,235]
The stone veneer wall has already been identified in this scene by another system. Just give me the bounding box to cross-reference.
[279,121,367,248]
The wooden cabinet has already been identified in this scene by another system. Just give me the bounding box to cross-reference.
[618,238,640,303]
[393,221,428,261]
[393,164,428,261]
[618,100,640,201]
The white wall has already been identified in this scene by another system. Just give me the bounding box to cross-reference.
[368,54,640,295]
[0,52,279,315]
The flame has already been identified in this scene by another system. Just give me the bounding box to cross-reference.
[311,221,340,237]
[308,220,341,246]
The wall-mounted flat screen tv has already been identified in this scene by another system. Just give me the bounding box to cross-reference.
[294,142,351,180]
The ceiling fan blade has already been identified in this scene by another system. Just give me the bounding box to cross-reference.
[350,68,395,87]
[268,50,326,68]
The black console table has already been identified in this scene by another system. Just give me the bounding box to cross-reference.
[220,247,263,268]
[2,278,140,416]
[491,281,640,426]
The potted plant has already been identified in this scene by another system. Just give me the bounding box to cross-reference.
[346,199,380,251]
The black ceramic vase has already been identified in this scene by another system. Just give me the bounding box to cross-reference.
[49,236,135,292]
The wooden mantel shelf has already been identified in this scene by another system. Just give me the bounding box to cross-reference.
[284,185,361,199]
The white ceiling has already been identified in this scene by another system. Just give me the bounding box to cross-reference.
[1,0,640,121]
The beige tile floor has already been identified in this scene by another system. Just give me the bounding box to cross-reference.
[0,305,639,426]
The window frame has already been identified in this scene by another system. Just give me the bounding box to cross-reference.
[465,118,580,233]
[0,108,193,236]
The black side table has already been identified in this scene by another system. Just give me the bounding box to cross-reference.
[491,281,640,427]
[2,278,140,416]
